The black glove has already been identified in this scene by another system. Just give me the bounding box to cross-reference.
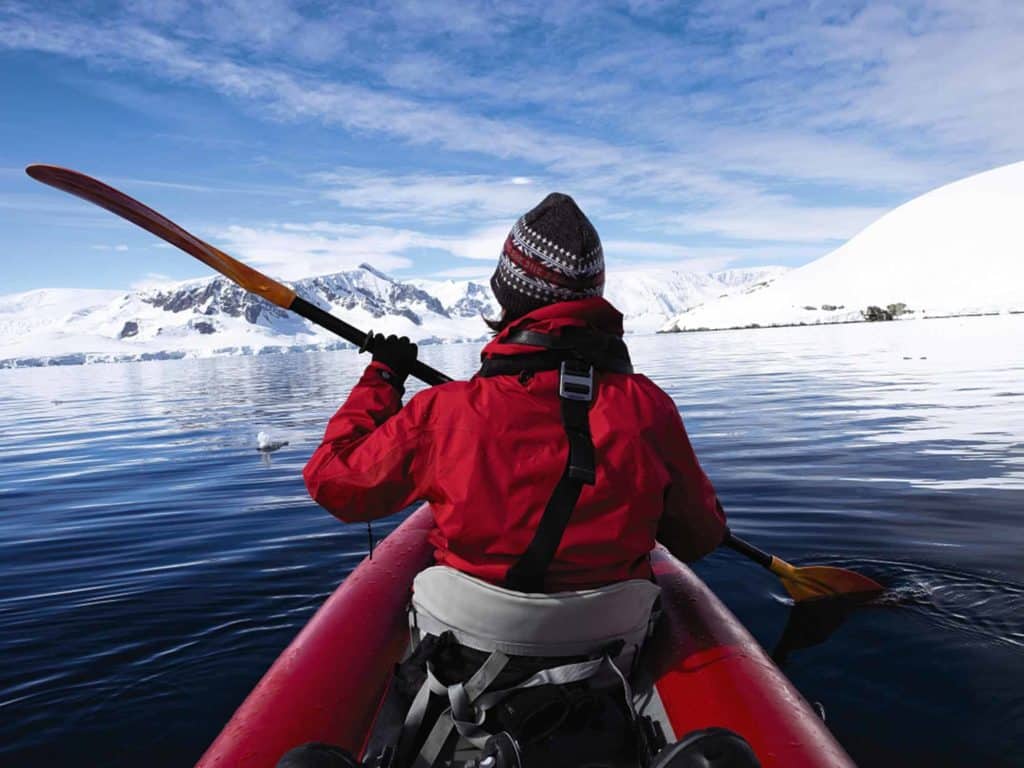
[368,333,417,389]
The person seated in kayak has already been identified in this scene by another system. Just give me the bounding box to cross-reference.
[303,192,726,592]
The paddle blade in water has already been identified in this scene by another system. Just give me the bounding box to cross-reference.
[772,592,876,665]
[770,560,885,602]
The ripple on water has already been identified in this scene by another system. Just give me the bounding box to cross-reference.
[867,560,1024,649]
[1,317,1022,766]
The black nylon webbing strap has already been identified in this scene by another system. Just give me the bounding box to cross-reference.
[477,332,633,378]
[505,367,595,594]
[561,372,596,483]
[503,329,634,374]
[475,326,631,593]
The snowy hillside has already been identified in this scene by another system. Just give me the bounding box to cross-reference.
[662,161,1024,332]
[0,289,123,363]
[415,265,788,334]
[605,266,788,333]
[0,264,785,368]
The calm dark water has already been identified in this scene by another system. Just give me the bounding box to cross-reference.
[2,316,1022,767]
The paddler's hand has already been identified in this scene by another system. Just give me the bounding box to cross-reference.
[369,333,418,390]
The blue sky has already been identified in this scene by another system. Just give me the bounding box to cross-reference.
[2,1,1023,292]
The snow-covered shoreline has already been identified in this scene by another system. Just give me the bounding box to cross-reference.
[0,265,784,369]
[661,161,1024,333]
[660,309,1024,335]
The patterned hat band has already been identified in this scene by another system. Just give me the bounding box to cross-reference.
[502,235,604,291]
[490,193,605,318]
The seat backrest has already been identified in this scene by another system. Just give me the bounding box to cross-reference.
[410,566,661,660]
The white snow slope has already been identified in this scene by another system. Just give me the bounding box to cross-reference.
[0,289,122,359]
[605,266,788,333]
[663,161,1024,332]
[414,265,788,335]
[0,264,785,368]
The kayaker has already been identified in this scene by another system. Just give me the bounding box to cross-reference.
[303,192,725,592]
[296,194,735,768]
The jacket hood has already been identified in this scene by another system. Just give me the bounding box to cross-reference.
[481,297,624,360]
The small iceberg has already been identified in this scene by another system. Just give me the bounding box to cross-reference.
[257,430,289,453]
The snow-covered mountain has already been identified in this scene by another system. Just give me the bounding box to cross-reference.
[414,266,789,334]
[0,289,122,339]
[0,264,785,368]
[662,161,1024,332]
[604,267,788,333]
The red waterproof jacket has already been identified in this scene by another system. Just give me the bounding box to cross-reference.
[304,298,725,591]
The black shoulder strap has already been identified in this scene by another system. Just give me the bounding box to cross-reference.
[478,327,633,378]
[505,358,596,593]
[476,326,631,593]
[506,328,634,373]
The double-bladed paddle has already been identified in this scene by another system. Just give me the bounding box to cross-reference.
[724,529,883,601]
[26,163,883,604]
[24,164,451,387]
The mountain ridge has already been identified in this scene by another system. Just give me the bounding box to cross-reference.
[0,265,786,368]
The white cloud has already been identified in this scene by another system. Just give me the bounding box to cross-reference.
[602,240,688,260]
[604,241,824,273]
[434,224,510,262]
[697,130,944,190]
[316,170,546,222]
[210,219,524,280]
[674,201,888,244]
[130,272,175,290]
[609,255,737,275]
[214,223,419,279]
[5,0,1024,285]
[688,0,1024,166]
[427,265,493,280]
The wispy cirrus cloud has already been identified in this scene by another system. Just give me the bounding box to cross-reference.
[3,0,1024,291]
[212,220,520,279]
[671,200,889,244]
[314,170,552,223]
[7,2,1023,177]
[130,271,175,291]
[602,242,823,275]
[212,215,817,284]
[214,222,420,279]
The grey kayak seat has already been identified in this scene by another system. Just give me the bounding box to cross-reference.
[410,566,661,672]
[401,566,662,767]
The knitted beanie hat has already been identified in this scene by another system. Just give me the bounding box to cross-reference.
[490,193,605,318]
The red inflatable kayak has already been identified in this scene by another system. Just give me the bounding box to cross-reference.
[196,505,854,767]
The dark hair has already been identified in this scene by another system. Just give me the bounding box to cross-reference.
[483,308,516,335]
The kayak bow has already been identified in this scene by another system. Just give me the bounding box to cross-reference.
[196,505,855,768]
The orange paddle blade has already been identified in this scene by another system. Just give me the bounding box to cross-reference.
[770,559,885,602]
[25,164,296,309]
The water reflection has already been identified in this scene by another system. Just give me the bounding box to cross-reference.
[0,315,1021,766]
[772,594,877,667]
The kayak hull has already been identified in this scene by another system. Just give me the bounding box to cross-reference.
[196,505,854,767]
